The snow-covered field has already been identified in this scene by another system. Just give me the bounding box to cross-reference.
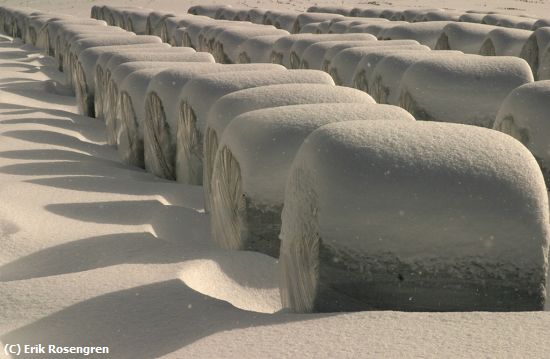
[2,0,550,357]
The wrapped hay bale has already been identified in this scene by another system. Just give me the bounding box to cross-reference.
[479,28,532,57]
[435,22,497,53]
[176,69,339,185]
[493,81,550,182]
[459,13,486,23]
[203,84,380,212]
[399,55,533,127]
[329,44,430,86]
[279,120,549,313]
[142,63,284,180]
[380,21,452,49]
[370,51,463,104]
[145,11,175,36]
[213,26,289,64]
[520,27,550,80]
[292,13,344,33]
[211,103,412,257]
[96,49,212,120]
[288,33,377,69]
[236,34,287,63]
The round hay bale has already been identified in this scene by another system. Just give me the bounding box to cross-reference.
[292,13,344,33]
[272,12,301,32]
[520,27,550,80]
[399,55,533,127]
[211,103,411,257]
[345,22,406,37]
[306,6,355,16]
[142,64,284,180]
[188,5,227,18]
[435,22,497,53]
[280,120,549,313]
[124,9,155,35]
[245,8,270,24]
[380,21,452,49]
[493,81,550,183]
[300,40,377,70]
[160,15,210,44]
[176,69,340,185]
[533,18,550,30]
[236,34,287,63]
[479,28,532,57]
[459,13,486,23]
[145,11,175,36]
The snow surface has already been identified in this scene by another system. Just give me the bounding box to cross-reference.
[280,120,549,313]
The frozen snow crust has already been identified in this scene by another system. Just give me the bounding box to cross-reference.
[280,120,549,312]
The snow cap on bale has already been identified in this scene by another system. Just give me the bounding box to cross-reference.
[420,10,464,22]
[459,13,486,23]
[399,55,534,127]
[300,40,381,70]
[493,81,550,183]
[288,33,376,69]
[479,27,532,57]
[176,69,338,185]
[292,12,344,33]
[328,19,388,34]
[380,21,452,49]
[213,26,289,64]
[272,12,301,32]
[280,120,549,313]
[123,8,153,34]
[370,51,464,105]
[329,45,430,87]
[521,27,550,80]
[211,103,410,257]
[143,64,285,180]
[346,22,407,38]
[236,34,287,63]
[188,4,227,18]
[435,22,498,53]
[160,15,212,44]
[533,18,550,30]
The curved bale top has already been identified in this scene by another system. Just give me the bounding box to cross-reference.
[299,40,377,70]
[520,27,550,80]
[287,33,377,69]
[435,22,497,53]
[399,55,534,127]
[145,11,175,36]
[328,44,429,87]
[203,84,379,213]
[482,13,536,29]
[493,81,550,183]
[307,6,355,16]
[459,13,486,23]
[175,69,338,185]
[380,21,453,49]
[291,13,344,33]
[533,18,550,30]
[236,34,287,63]
[211,103,411,257]
[245,8,270,24]
[370,51,463,105]
[123,8,154,34]
[280,120,549,313]
[420,10,465,22]
[142,64,285,180]
[187,5,228,18]
[73,42,169,117]
[479,27,532,57]
[346,22,407,37]
[160,14,211,44]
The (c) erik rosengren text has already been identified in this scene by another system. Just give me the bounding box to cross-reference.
[4,343,109,356]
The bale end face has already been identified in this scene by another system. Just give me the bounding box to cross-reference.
[519,34,541,80]
[74,61,94,117]
[118,92,144,168]
[176,101,203,185]
[479,38,496,56]
[434,32,451,50]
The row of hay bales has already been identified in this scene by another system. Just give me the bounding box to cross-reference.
[3,5,550,313]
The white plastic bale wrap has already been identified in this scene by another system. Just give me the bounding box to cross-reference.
[493,81,550,183]
[521,28,550,80]
[146,11,175,36]
[300,40,378,70]
[143,64,284,180]
[211,103,411,257]
[399,55,534,127]
[72,42,168,117]
[380,21,452,49]
[280,120,549,313]
[479,28,532,57]
[176,69,343,185]
[329,44,430,87]
[236,35,287,63]
[288,33,377,69]
[370,51,463,105]
[435,22,497,53]
[213,26,289,64]
[204,83,382,213]
[322,39,421,73]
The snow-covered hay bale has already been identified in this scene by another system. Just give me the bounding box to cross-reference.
[188,5,227,18]
[216,6,248,21]
[479,28,532,57]
[176,69,339,185]
[280,120,549,313]
[245,8,270,24]
[124,9,153,35]
[96,49,213,121]
[420,10,464,22]
[145,11,175,36]
[435,22,497,53]
[399,55,534,127]
[262,10,299,26]
[42,19,107,56]
[298,22,324,34]
[329,44,429,87]
[459,13,485,23]
[493,81,550,182]
[380,21,452,49]
[401,8,442,22]
[236,34,287,63]
[272,12,301,32]
[198,21,259,53]
[328,19,387,34]
[482,14,536,29]
[142,63,284,180]
[203,84,380,212]
[180,20,219,49]
[288,33,376,69]
[533,18,550,30]
[346,22,406,37]
[211,103,411,257]
[353,7,387,18]
[307,6,355,16]
[300,40,376,70]
[160,14,210,44]
[213,26,289,64]
[370,51,463,105]
[73,42,169,117]
[271,34,329,67]
[292,13,344,33]
[520,27,550,80]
